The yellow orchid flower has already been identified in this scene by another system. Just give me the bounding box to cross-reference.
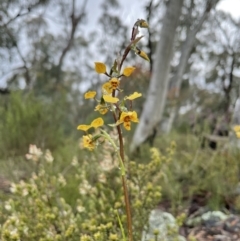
[233,125,240,139]
[84,91,96,99]
[117,111,139,130]
[78,118,104,132]
[233,125,240,133]
[95,104,108,115]
[126,92,142,100]
[123,67,135,77]
[109,78,120,90]
[91,117,104,128]
[82,135,95,151]
[94,62,107,74]
[77,124,92,131]
[103,95,119,103]
[102,82,113,94]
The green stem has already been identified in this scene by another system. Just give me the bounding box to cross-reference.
[105,20,141,241]
[116,209,126,241]
[101,130,125,176]
[101,129,133,241]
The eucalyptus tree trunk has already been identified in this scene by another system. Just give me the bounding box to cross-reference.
[130,0,183,152]
[232,97,240,126]
[165,0,219,133]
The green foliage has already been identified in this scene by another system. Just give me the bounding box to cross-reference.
[0,156,78,241]
[0,140,172,241]
[153,132,240,213]
[0,91,64,158]
[1,128,240,240]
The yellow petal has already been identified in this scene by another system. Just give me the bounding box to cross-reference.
[118,111,139,130]
[139,20,148,28]
[103,95,119,103]
[77,124,92,131]
[102,82,113,94]
[100,109,108,115]
[123,67,136,77]
[123,121,131,131]
[95,104,108,115]
[135,48,150,62]
[94,62,107,74]
[119,112,129,122]
[91,117,104,128]
[126,92,142,100]
[236,131,240,139]
[130,111,139,123]
[233,125,240,132]
[84,91,96,99]
[109,78,120,89]
[82,135,95,151]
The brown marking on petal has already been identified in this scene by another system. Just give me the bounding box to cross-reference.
[124,116,131,122]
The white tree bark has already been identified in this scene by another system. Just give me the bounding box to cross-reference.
[232,98,240,125]
[130,0,183,152]
[165,1,219,133]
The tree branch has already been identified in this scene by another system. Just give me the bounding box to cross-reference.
[5,28,31,86]
[56,0,88,82]
[145,0,154,71]
[171,0,220,99]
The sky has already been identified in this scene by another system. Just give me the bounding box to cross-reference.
[1,0,240,88]
[85,0,146,32]
[217,0,240,19]
[85,0,240,29]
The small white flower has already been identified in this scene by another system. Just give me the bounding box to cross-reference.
[71,156,78,166]
[10,228,19,236]
[4,203,11,211]
[77,205,85,213]
[10,183,17,193]
[58,174,66,187]
[22,188,29,196]
[79,180,95,195]
[26,144,43,162]
[45,149,54,163]
[79,188,87,195]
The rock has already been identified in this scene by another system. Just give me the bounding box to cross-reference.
[187,214,240,241]
[186,211,228,227]
[141,209,186,241]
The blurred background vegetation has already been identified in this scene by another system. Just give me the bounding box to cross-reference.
[0,0,240,239]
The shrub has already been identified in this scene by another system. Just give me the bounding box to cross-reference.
[0,91,64,158]
[0,141,176,241]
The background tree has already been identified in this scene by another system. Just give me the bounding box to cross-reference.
[130,0,226,151]
[165,0,219,133]
[0,0,88,96]
[130,0,184,152]
[201,10,240,120]
[0,0,92,158]
[181,10,240,136]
